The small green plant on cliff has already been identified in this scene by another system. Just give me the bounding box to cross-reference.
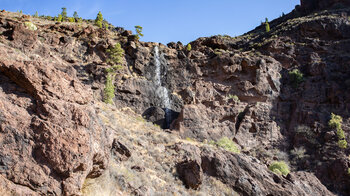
[24,22,37,31]
[269,161,290,176]
[186,43,192,51]
[288,69,303,88]
[348,168,350,176]
[68,17,75,22]
[265,18,270,32]
[95,11,103,28]
[290,147,309,164]
[339,140,348,149]
[134,25,144,40]
[329,113,347,149]
[290,147,307,160]
[214,48,222,56]
[329,113,342,130]
[215,137,240,153]
[227,94,240,102]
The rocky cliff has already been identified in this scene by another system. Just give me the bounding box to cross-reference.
[0,0,350,195]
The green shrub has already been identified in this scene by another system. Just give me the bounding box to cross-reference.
[186,43,192,51]
[348,168,350,176]
[289,69,303,88]
[338,140,347,149]
[57,14,63,22]
[95,11,103,28]
[185,137,195,142]
[216,137,240,153]
[104,73,115,104]
[68,17,75,22]
[329,113,342,130]
[271,168,282,175]
[77,17,83,23]
[227,94,240,102]
[269,161,290,176]
[134,25,144,40]
[290,147,307,160]
[265,18,270,32]
[24,22,37,31]
[214,48,222,56]
[329,113,347,149]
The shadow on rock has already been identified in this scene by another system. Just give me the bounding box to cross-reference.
[142,106,179,129]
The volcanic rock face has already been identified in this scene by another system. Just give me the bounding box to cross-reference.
[1,1,350,195]
[300,0,350,13]
[0,13,113,195]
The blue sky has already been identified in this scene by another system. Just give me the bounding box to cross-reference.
[1,0,300,44]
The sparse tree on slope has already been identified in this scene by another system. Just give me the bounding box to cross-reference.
[95,11,103,28]
[61,7,67,21]
[134,25,144,40]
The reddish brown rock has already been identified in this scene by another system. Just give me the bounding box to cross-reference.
[0,16,112,195]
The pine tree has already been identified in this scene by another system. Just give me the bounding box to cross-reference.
[265,18,270,33]
[106,43,125,65]
[104,73,115,104]
[73,11,79,19]
[104,43,125,105]
[134,25,144,40]
[33,11,38,17]
[57,14,63,22]
[95,11,103,28]
[61,7,67,21]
